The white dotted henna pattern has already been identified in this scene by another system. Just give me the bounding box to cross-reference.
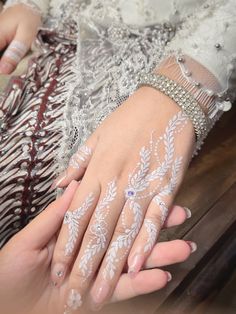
[143,219,158,253]
[103,111,188,279]
[153,156,183,225]
[69,145,92,169]
[63,192,94,256]
[66,289,82,311]
[78,179,117,281]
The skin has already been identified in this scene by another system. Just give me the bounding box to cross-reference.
[0,3,41,74]
[0,180,195,314]
[51,86,196,311]
[0,6,196,312]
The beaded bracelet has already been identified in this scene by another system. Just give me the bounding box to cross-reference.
[137,72,209,142]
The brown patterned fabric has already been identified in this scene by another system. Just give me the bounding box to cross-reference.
[0,30,76,247]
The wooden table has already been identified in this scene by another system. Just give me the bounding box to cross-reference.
[99,105,236,314]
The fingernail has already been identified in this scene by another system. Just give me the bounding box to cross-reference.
[128,253,144,277]
[91,280,110,308]
[166,271,172,282]
[51,263,66,286]
[0,62,13,74]
[184,207,192,219]
[186,241,197,253]
[66,289,82,311]
[63,308,71,314]
[50,171,67,191]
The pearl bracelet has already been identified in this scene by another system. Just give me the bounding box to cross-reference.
[137,72,209,143]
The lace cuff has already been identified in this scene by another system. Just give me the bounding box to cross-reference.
[165,0,236,104]
[151,53,233,152]
[155,54,232,127]
[3,0,49,17]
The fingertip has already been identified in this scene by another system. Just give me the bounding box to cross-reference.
[164,205,190,228]
[186,241,197,253]
[165,271,172,282]
[0,61,15,74]
[174,239,193,261]
[60,180,79,200]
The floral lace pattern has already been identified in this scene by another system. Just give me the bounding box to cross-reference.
[55,0,176,173]
[4,0,47,16]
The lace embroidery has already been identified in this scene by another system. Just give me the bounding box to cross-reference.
[4,0,44,16]
[55,1,176,174]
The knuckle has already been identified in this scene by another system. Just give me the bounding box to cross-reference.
[147,212,162,227]
[113,224,129,241]
[113,223,127,238]
[70,268,86,285]
[54,245,73,264]
[83,229,101,245]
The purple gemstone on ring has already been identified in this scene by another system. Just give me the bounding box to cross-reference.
[128,190,135,196]
[125,188,136,199]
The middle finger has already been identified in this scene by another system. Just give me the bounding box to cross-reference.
[64,178,127,312]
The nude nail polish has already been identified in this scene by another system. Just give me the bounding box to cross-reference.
[91,280,110,307]
[128,253,144,277]
[184,207,192,219]
[166,271,172,282]
[186,241,197,253]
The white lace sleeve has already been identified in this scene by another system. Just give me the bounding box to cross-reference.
[165,0,236,102]
[4,0,49,17]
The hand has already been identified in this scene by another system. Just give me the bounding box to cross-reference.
[0,3,41,74]
[0,180,194,314]
[0,181,79,314]
[51,86,195,311]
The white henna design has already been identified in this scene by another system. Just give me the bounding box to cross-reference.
[66,289,82,310]
[63,192,94,256]
[104,200,143,280]
[143,219,158,253]
[154,156,183,225]
[103,112,188,278]
[78,179,117,280]
[69,145,92,169]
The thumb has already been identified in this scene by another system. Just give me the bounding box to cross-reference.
[0,26,31,74]
[19,180,79,250]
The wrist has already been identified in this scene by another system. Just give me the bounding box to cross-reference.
[124,86,195,145]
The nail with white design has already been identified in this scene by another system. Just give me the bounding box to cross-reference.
[66,289,83,311]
